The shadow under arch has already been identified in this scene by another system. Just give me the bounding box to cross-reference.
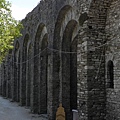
[39,33,48,114]
[26,43,32,107]
[53,4,79,120]
[33,23,48,114]
[20,33,29,106]
[13,41,20,102]
[107,60,114,88]
[61,20,78,120]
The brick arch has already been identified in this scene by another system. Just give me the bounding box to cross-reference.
[33,23,48,114]
[20,34,29,106]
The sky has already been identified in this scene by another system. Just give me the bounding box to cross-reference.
[9,0,40,20]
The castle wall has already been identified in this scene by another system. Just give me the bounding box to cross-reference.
[1,0,120,120]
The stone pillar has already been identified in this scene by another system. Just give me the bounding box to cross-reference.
[77,26,88,120]
[26,48,32,107]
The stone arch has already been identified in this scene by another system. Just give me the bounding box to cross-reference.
[53,6,71,119]
[107,60,114,88]
[21,34,29,105]
[54,5,77,48]
[54,5,72,36]
[53,5,79,120]
[61,20,78,120]
[33,23,48,113]
[13,41,20,102]
[39,33,48,114]
[26,43,32,106]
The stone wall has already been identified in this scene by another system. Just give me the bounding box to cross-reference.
[0,0,120,120]
[105,0,120,119]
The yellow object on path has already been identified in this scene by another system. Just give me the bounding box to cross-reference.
[56,103,65,120]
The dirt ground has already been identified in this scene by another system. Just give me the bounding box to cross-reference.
[0,96,48,120]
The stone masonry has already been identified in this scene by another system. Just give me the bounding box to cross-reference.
[0,0,120,120]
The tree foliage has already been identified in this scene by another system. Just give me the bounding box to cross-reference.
[0,0,22,62]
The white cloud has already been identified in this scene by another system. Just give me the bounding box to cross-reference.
[11,4,31,20]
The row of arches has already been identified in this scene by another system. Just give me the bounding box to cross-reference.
[12,24,49,115]
[0,4,90,120]
[0,0,118,119]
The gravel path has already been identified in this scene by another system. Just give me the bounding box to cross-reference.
[0,96,48,120]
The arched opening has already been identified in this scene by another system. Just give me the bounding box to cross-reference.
[107,60,114,88]
[13,41,19,102]
[39,33,48,114]
[70,37,77,110]
[53,5,73,117]
[61,20,78,119]
[21,34,29,105]
[33,23,48,113]
[33,29,41,113]
[53,5,78,120]
[26,43,32,106]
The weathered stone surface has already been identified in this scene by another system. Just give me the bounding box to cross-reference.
[0,0,120,120]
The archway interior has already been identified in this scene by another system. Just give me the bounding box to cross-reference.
[40,33,48,114]
[34,24,48,114]
[61,20,78,118]
[21,34,29,105]
[107,60,114,88]
[26,43,32,106]
[34,26,41,113]
[14,41,20,102]
[53,5,78,120]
